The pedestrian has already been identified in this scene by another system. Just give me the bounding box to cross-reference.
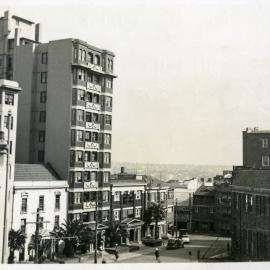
[155,248,160,263]
[114,244,119,262]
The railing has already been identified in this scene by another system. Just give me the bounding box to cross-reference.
[85,141,99,150]
[86,102,100,111]
[83,201,96,210]
[86,63,103,72]
[85,122,100,131]
[86,82,101,93]
[84,161,99,169]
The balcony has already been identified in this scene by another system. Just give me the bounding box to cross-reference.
[85,122,100,131]
[84,181,98,190]
[84,161,99,169]
[86,82,101,93]
[85,141,99,150]
[72,61,104,75]
[83,201,96,210]
[86,102,100,112]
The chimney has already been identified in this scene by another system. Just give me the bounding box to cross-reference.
[120,167,126,174]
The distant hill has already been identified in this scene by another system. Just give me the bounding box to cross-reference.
[112,162,232,182]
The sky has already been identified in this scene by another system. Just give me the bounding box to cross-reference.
[2,0,270,165]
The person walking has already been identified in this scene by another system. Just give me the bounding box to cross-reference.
[155,248,160,263]
[114,244,119,262]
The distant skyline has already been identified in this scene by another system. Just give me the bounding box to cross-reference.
[2,0,270,165]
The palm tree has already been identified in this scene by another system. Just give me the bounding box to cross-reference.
[51,219,92,257]
[143,203,166,239]
[8,229,26,263]
[105,223,128,247]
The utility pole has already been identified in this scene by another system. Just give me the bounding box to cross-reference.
[239,194,242,261]
[1,111,11,264]
[94,187,98,264]
[34,208,40,264]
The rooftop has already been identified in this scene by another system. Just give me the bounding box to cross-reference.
[194,185,215,196]
[244,127,270,134]
[15,163,62,182]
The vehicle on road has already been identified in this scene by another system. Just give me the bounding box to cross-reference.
[166,238,184,249]
[181,234,190,244]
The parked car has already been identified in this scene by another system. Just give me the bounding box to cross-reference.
[181,234,190,244]
[166,238,184,249]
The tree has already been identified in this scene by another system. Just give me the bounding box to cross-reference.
[51,219,92,257]
[105,223,128,247]
[8,229,26,264]
[143,203,166,239]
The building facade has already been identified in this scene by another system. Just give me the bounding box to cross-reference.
[0,79,21,263]
[0,11,117,239]
[12,164,68,262]
[192,185,216,234]
[243,127,270,169]
[231,167,270,261]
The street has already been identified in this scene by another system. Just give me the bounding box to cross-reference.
[65,234,231,264]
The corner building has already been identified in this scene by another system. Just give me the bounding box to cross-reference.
[13,37,116,226]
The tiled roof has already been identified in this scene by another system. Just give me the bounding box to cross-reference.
[233,168,270,189]
[15,163,61,182]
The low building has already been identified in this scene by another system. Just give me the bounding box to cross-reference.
[192,185,216,234]
[12,164,68,262]
[110,173,146,245]
[231,167,270,261]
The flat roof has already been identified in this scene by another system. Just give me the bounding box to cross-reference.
[12,15,35,25]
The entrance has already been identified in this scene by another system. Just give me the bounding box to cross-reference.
[129,229,134,242]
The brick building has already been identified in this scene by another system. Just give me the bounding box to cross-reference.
[192,185,216,234]
[231,167,270,261]
[243,127,270,169]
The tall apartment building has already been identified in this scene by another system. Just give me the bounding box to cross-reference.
[0,79,21,263]
[243,127,270,168]
[0,11,116,231]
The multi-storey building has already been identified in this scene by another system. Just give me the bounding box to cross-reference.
[192,185,216,234]
[110,169,147,245]
[0,11,117,237]
[174,195,192,231]
[12,164,68,262]
[243,127,270,169]
[0,79,21,263]
[231,167,270,261]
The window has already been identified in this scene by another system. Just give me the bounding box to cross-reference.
[90,171,97,181]
[92,113,99,123]
[4,116,13,130]
[135,208,141,218]
[73,213,81,221]
[194,207,199,213]
[8,39,14,50]
[41,52,48,64]
[5,92,14,105]
[55,194,60,210]
[94,55,100,65]
[262,139,268,148]
[76,130,83,142]
[77,110,84,121]
[85,131,91,141]
[104,153,110,164]
[20,219,26,233]
[39,196,44,211]
[75,151,83,162]
[91,152,98,162]
[7,57,12,69]
[39,111,46,122]
[209,207,214,214]
[262,156,269,167]
[38,151,44,162]
[114,210,119,221]
[77,89,85,101]
[114,191,120,201]
[75,172,82,182]
[106,78,112,89]
[104,134,111,145]
[168,190,174,199]
[102,210,109,221]
[105,115,112,125]
[105,96,112,108]
[39,130,45,142]
[160,192,165,201]
[103,172,109,183]
[74,192,82,204]
[21,198,27,213]
[103,191,109,202]
[54,215,60,229]
[92,132,98,142]
[88,52,93,63]
[40,72,47,83]
[40,91,47,103]
[92,94,99,104]
[39,217,44,229]
[168,207,173,213]
[127,209,134,218]
[135,191,141,200]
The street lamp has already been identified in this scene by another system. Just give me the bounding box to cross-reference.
[1,110,12,264]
